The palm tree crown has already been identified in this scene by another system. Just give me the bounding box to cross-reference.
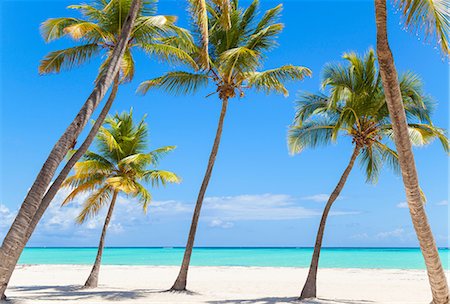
[39,0,195,81]
[62,109,180,222]
[138,0,311,99]
[288,49,448,182]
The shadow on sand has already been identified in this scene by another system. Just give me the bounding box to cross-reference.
[5,285,161,302]
[208,297,376,304]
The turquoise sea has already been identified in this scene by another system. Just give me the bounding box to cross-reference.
[19,247,449,270]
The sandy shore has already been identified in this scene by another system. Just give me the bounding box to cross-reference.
[4,265,447,303]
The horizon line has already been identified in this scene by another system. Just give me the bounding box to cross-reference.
[24,246,450,249]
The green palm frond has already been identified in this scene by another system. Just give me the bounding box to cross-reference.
[130,181,152,212]
[407,124,449,151]
[187,0,210,69]
[246,23,284,53]
[288,119,337,155]
[97,125,123,155]
[73,158,115,175]
[76,185,112,223]
[120,49,135,82]
[138,42,198,69]
[397,0,450,55]
[40,17,84,42]
[294,93,334,125]
[61,174,106,205]
[358,144,383,183]
[39,44,101,74]
[246,65,312,96]
[63,21,108,41]
[219,47,260,79]
[374,141,401,175]
[138,72,210,95]
[255,3,282,33]
[143,170,181,187]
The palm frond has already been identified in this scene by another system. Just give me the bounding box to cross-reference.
[143,170,181,187]
[187,0,210,69]
[219,47,260,80]
[255,3,282,33]
[130,181,152,212]
[397,0,450,55]
[120,48,135,82]
[288,119,337,154]
[138,42,198,69]
[138,71,209,95]
[39,43,101,74]
[40,17,83,42]
[246,65,312,96]
[76,185,112,223]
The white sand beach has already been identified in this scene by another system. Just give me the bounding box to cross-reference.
[4,265,447,303]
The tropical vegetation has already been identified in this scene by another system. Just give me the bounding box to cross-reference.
[288,50,449,300]
[373,0,450,302]
[0,0,143,299]
[0,0,448,302]
[138,0,311,291]
[62,110,180,288]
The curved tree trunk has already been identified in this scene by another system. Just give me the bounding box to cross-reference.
[300,145,360,300]
[0,0,141,299]
[25,74,120,243]
[171,98,229,291]
[374,1,449,303]
[84,191,118,289]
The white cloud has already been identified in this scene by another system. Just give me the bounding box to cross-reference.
[301,194,330,203]
[202,194,358,221]
[351,233,369,240]
[208,219,234,229]
[436,200,448,206]
[396,202,408,208]
[0,204,15,229]
[376,228,405,239]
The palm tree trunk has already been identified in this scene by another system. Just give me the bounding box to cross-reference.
[374,1,449,303]
[300,145,361,300]
[171,98,229,291]
[25,74,120,244]
[0,0,141,299]
[83,191,118,289]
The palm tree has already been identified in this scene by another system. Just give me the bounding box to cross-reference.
[288,50,449,300]
[62,109,180,288]
[23,0,194,244]
[138,0,311,291]
[373,1,450,302]
[0,0,142,299]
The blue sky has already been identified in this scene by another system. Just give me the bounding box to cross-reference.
[0,0,448,248]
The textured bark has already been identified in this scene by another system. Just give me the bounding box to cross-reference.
[83,191,118,289]
[374,0,449,303]
[0,0,141,299]
[300,146,360,300]
[171,98,229,291]
[25,75,120,244]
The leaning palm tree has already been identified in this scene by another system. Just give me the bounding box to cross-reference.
[373,0,450,302]
[24,0,194,243]
[0,0,142,299]
[62,109,180,288]
[288,50,449,300]
[138,0,311,291]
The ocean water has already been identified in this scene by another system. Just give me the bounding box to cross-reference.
[18,247,449,269]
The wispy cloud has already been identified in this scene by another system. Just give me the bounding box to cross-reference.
[376,228,405,239]
[301,194,330,203]
[396,202,408,208]
[0,204,15,229]
[209,219,234,229]
[436,200,448,206]
[1,192,360,239]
